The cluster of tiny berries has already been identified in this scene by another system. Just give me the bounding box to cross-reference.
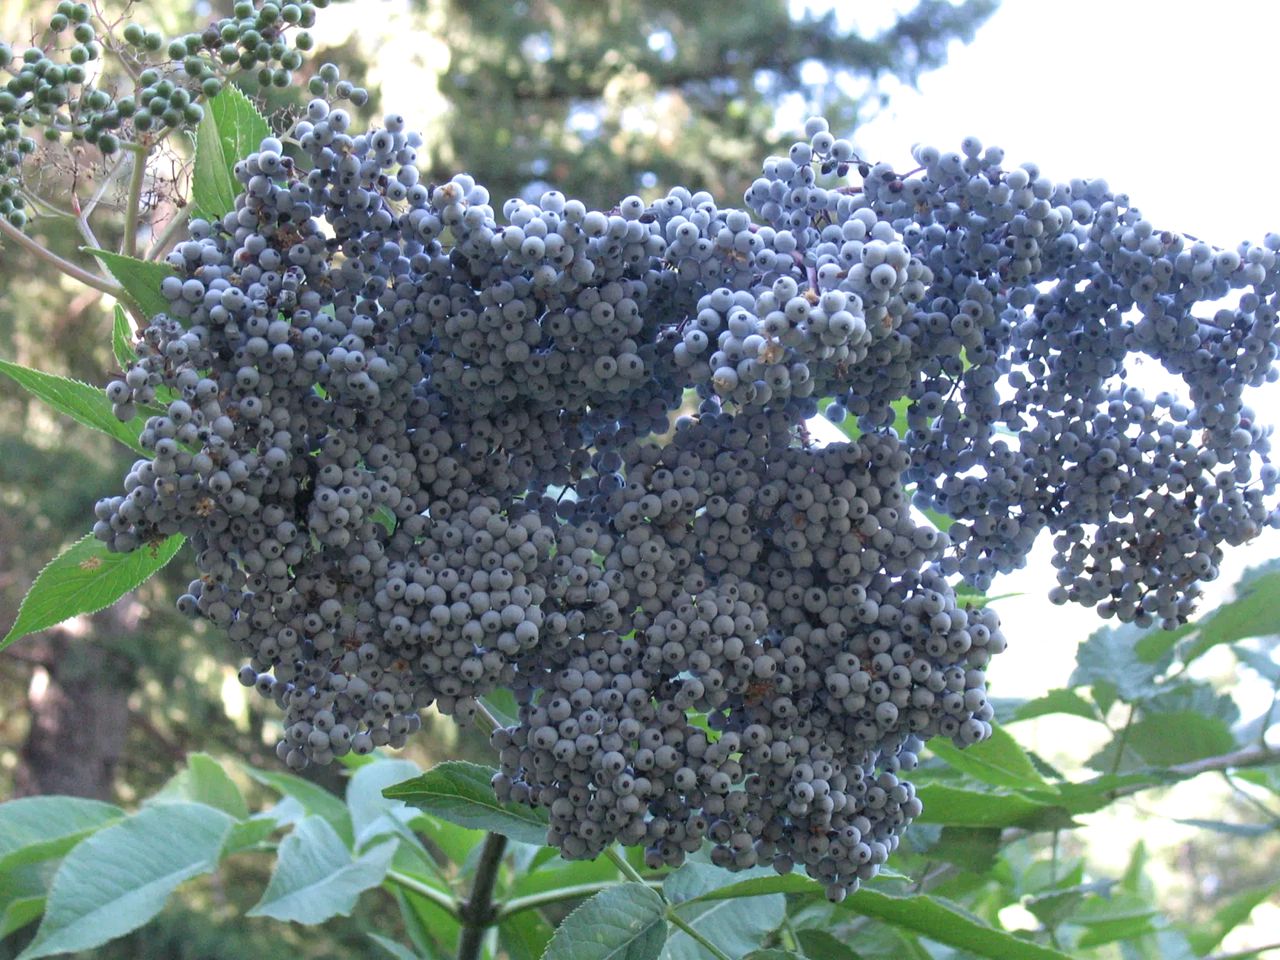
[93,106,1279,898]
[0,0,352,228]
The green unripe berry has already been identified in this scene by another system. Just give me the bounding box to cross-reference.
[84,40,100,60]
[49,14,69,32]
[258,3,281,24]
[201,77,222,97]
[169,87,190,108]
[66,64,86,83]
[133,110,153,130]
[335,79,352,98]
[122,23,145,46]
[161,106,182,127]
[138,68,159,86]
[167,39,187,59]
[23,47,43,64]
[281,3,302,22]
[183,103,203,124]
[0,92,15,111]
[350,87,369,108]
[307,76,325,95]
[256,67,273,86]
[69,3,90,23]
[0,43,11,68]
[98,132,118,153]
[294,31,313,51]
[272,68,291,88]
[154,79,174,97]
[281,50,302,70]
[184,34,202,54]
[69,45,88,65]
[116,96,135,116]
[72,22,94,43]
[184,56,204,77]
[299,6,316,28]
[318,62,339,83]
[56,0,74,15]
[44,126,60,141]
[8,210,27,228]
[219,44,239,65]
[143,31,163,52]
[234,0,253,16]
[16,137,35,154]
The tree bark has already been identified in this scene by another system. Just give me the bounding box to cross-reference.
[12,606,136,801]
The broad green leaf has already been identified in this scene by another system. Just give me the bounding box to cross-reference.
[927,723,1052,791]
[839,889,1073,960]
[500,908,555,960]
[368,933,424,960]
[928,827,1003,873]
[408,811,485,868]
[247,816,396,924]
[1186,877,1280,954]
[392,882,460,960]
[1070,893,1159,948]
[192,86,270,222]
[0,797,123,873]
[540,882,667,960]
[383,761,550,846]
[663,863,785,960]
[83,248,177,319]
[743,953,806,960]
[151,753,249,820]
[17,802,233,960]
[346,758,423,849]
[482,688,521,727]
[2,533,185,652]
[795,929,864,960]
[511,852,626,898]
[1122,712,1236,766]
[685,873,822,902]
[220,815,280,857]
[1010,689,1100,724]
[0,358,152,456]
[111,305,136,368]
[1070,625,1172,710]
[241,762,354,848]
[0,862,57,938]
[914,784,1069,829]
[1171,817,1277,838]
[1183,570,1280,663]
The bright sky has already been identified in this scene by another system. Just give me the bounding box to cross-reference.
[796,0,1280,706]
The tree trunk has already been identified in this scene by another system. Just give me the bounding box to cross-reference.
[12,606,136,801]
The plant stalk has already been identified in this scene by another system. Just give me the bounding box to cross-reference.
[495,879,665,920]
[457,832,508,960]
[0,216,123,297]
[121,142,148,258]
[383,869,460,917]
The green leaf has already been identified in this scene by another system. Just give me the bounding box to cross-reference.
[743,952,807,960]
[1010,689,1100,724]
[1122,712,1236,766]
[383,761,550,846]
[1186,877,1280,954]
[926,723,1052,791]
[539,882,667,960]
[191,86,270,222]
[482,688,521,728]
[368,933,424,960]
[346,758,422,849]
[914,784,1068,829]
[663,863,785,960]
[685,873,823,902]
[839,889,1073,960]
[2,533,185,653]
[111,305,136,368]
[0,797,123,873]
[220,815,280,857]
[151,753,249,820]
[1171,817,1278,838]
[17,802,233,960]
[83,248,177,319]
[247,816,396,924]
[1070,625,1172,709]
[392,882,459,959]
[500,908,555,960]
[795,929,864,960]
[1070,893,1159,948]
[0,862,58,938]
[928,827,1003,873]
[0,358,153,456]
[1184,570,1280,663]
[241,762,355,848]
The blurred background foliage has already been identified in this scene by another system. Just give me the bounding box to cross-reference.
[2,0,1278,957]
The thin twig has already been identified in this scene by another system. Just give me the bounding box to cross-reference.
[0,216,123,297]
[120,142,147,258]
[383,868,461,917]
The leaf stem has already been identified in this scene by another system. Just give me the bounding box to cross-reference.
[457,832,508,960]
[604,845,648,885]
[1108,704,1136,777]
[383,868,461,917]
[121,142,148,258]
[495,879,664,920]
[666,905,736,960]
[0,216,123,297]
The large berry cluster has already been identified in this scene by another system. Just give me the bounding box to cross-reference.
[0,1,349,228]
[94,107,1279,898]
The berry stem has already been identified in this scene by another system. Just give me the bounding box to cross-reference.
[0,214,122,297]
[456,832,508,960]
